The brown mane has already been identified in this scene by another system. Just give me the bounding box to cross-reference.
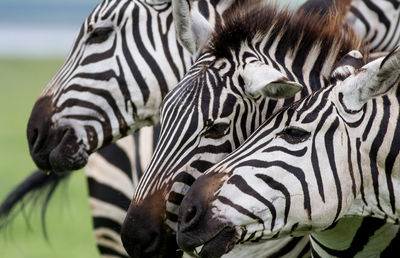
[208,0,365,64]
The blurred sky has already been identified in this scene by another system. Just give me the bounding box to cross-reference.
[0,0,306,58]
[0,0,97,58]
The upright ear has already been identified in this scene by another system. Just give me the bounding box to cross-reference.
[241,62,303,99]
[172,0,213,56]
[337,46,400,112]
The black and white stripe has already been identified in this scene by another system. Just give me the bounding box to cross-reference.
[122,3,366,257]
[346,0,400,51]
[176,47,400,257]
[4,0,400,257]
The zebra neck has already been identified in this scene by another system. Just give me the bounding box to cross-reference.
[336,91,400,223]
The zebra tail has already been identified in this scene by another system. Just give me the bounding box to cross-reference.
[0,170,71,240]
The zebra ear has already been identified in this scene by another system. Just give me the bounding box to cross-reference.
[172,0,213,56]
[338,46,400,112]
[242,62,303,99]
[330,50,365,82]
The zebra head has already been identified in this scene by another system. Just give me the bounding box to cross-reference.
[121,4,365,257]
[26,0,197,173]
[177,47,400,256]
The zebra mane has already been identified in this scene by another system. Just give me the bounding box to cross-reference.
[208,0,365,65]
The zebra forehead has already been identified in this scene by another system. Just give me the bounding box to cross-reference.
[207,0,364,60]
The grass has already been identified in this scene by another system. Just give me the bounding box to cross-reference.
[0,58,99,258]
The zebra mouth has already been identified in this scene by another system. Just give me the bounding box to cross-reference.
[181,226,237,258]
[48,128,89,173]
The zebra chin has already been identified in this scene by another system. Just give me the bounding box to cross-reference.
[27,96,89,173]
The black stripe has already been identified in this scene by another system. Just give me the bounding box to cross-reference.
[93,217,122,235]
[117,1,130,26]
[381,228,400,257]
[268,236,304,257]
[309,105,333,202]
[311,217,386,257]
[159,12,183,83]
[55,99,113,144]
[369,97,390,213]
[97,143,133,180]
[144,4,155,49]
[345,127,357,198]
[298,241,311,258]
[102,0,120,20]
[168,191,184,205]
[228,175,276,230]
[263,146,307,157]
[382,7,400,51]
[349,6,370,38]
[324,116,342,223]
[132,6,169,99]
[81,36,117,65]
[173,172,196,186]
[190,160,215,173]
[63,83,128,137]
[87,178,131,212]
[363,0,391,50]
[121,19,150,103]
[385,100,400,213]
[255,174,291,225]
[217,196,264,225]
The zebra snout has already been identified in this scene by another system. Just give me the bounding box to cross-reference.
[27,96,88,173]
[27,96,56,170]
[178,198,203,233]
[121,213,161,257]
[177,172,227,252]
[121,194,183,258]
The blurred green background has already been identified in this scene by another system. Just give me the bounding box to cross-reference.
[0,0,305,257]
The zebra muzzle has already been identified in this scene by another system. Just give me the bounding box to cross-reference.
[27,96,89,173]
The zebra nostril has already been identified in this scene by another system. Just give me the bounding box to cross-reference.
[185,206,197,224]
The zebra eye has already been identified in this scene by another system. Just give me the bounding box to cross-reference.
[278,127,310,144]
[204,122,230,139]
[86,27,113,44]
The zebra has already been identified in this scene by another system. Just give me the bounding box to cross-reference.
[19,0,312,257]
[121,2,368,257]
[17,0,234,257]
[176,45,400,257]
[1,0,395,256]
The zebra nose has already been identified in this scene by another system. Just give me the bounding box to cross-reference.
[178,200,203,232]
[177,172,227,251]
[121,217,161,257]
[121,202,163,258]
[27,96,56,170]
[121,193,183,258]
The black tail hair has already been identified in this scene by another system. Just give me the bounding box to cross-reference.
[0,170,71,239]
